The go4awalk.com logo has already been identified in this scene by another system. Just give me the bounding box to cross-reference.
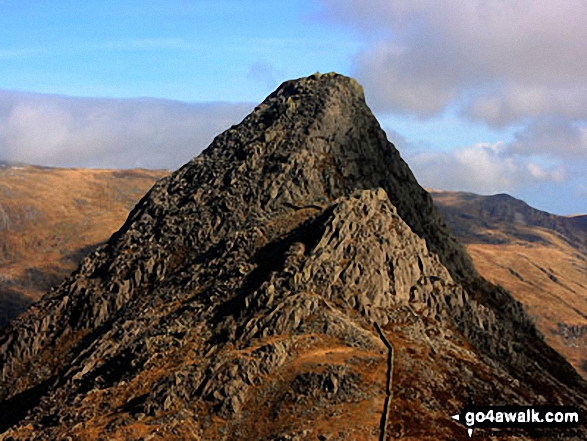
[451,405,582,437]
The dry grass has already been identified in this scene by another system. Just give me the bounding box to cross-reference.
[199,334,387,440]
[430,190,587,379]
[0,165,168,324]
[465,229,587,378]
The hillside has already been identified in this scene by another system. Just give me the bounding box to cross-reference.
[0,164,167,328]
[431,190,587,378]
[1,73,584,440]
[4,167,583,385]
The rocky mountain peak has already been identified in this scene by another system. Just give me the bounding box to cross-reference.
[1,74,585,440]
[168,72,473,281]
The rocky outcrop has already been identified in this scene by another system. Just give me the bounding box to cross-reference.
[1,73,585,440]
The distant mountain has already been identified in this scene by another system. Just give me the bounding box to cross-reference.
[430,190,587,248]
[1,74,585,440]
[0,165,167,328]
[431,190,587,378]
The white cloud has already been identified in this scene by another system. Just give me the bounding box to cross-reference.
[0,90,253,169]
[404,142,567,194]
[509,118,587,158]
[465,85,587,128]
[320,0,587,124]
[526,163,566,183]
[319,0,587,213]
[354,43,460,116]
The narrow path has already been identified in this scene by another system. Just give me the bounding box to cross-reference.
[374,322,394,441]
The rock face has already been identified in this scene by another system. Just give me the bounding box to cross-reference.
[0,73,585,440]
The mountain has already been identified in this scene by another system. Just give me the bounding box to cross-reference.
[1,74,585,440]
[429,190,587,248]
[431,190,587,379]
[0,165,167,329]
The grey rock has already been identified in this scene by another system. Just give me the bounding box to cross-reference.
[0,73,585,440]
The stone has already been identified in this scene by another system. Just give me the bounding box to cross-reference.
[0,73,585,440]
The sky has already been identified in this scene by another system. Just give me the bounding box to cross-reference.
[0,1,586,215]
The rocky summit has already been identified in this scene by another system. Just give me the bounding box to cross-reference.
[0,73,585,440]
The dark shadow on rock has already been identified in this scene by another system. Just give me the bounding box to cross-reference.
[0,377,53,433]
[60,242,105,265]
[0,287,33,329]
[212,207,332,329]
[75,347,141,395]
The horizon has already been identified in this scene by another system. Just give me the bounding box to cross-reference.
[1,1,586,216]
[2,158,585,218]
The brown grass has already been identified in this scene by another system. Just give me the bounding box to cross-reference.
[464,227,587,378]
[0,165,168,311]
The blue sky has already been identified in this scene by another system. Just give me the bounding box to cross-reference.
[0,1,357,100]
[1,0,586,215]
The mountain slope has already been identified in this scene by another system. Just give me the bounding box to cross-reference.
[1,74,585,440]
[431,190,587,378]
[430,190,587,248]
[0,165,167,328]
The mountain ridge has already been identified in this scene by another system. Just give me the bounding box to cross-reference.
[429,190,587,248]
[1,73,585,440]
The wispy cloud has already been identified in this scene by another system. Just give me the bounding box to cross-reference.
[0,90,253,169]
[0,47,45,59]
[403,140,569,195]
[510,118,587,158]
